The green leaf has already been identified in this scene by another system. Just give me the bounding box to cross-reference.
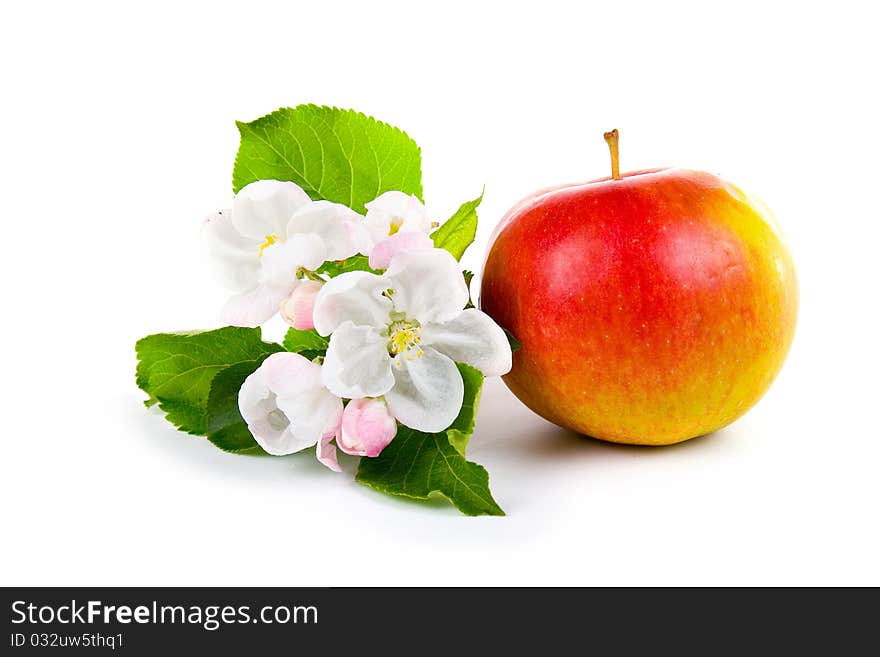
[135,327,283,435]
[233,105,423,213]
[283,327,329,361]
[504,328,522,352]
[431,190,483,260]
[315,254,380,277]
[356,427,503,517]
[205,360,268,454]
[446,363,483,456]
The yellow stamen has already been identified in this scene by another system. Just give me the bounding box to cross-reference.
[388,217,403,236]
[258,233,278,256]
[387,319,422,356]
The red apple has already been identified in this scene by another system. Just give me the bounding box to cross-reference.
[480,131,798,445]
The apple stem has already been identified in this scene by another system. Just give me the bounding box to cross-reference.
[603,129,621,180]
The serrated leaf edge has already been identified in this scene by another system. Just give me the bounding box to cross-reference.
[232,104,423,202]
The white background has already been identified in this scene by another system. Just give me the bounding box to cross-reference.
[2,1,878,586]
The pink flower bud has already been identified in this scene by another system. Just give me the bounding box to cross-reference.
[280,280,323,330]
[337,398,398,457]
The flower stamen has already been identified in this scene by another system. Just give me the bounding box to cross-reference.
[258,233,279,256]
[387,319,422,356]
[388,217,403,236]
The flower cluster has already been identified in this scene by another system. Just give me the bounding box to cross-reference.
[203,180,512,471]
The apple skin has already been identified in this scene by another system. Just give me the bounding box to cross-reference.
[480,168,798,445]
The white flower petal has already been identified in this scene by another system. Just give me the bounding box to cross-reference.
[232,180,311,240]
[287,200,363,262]
[385,347,464,433]
[238,365,293,454]
[258,233,326,288]
[363,191,431,245]
[263,353,343,453]
[312,271,393,336]
[260,350,324,398]
[351,220,374,257]
[316,431,342,472]
[322,321,395,399]
[368,231,435,270]
[420,308,513,377]
[385,248,469,324]
[277,391,343,452]
[221,284,290,328]
[239,353,341,456]
[201,210,261,292]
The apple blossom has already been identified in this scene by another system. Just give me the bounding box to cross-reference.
[203,179,363,327]
[364,190,431,239]
[356,190,434,258]
[312,248,512,432]
[238,352,342,458]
